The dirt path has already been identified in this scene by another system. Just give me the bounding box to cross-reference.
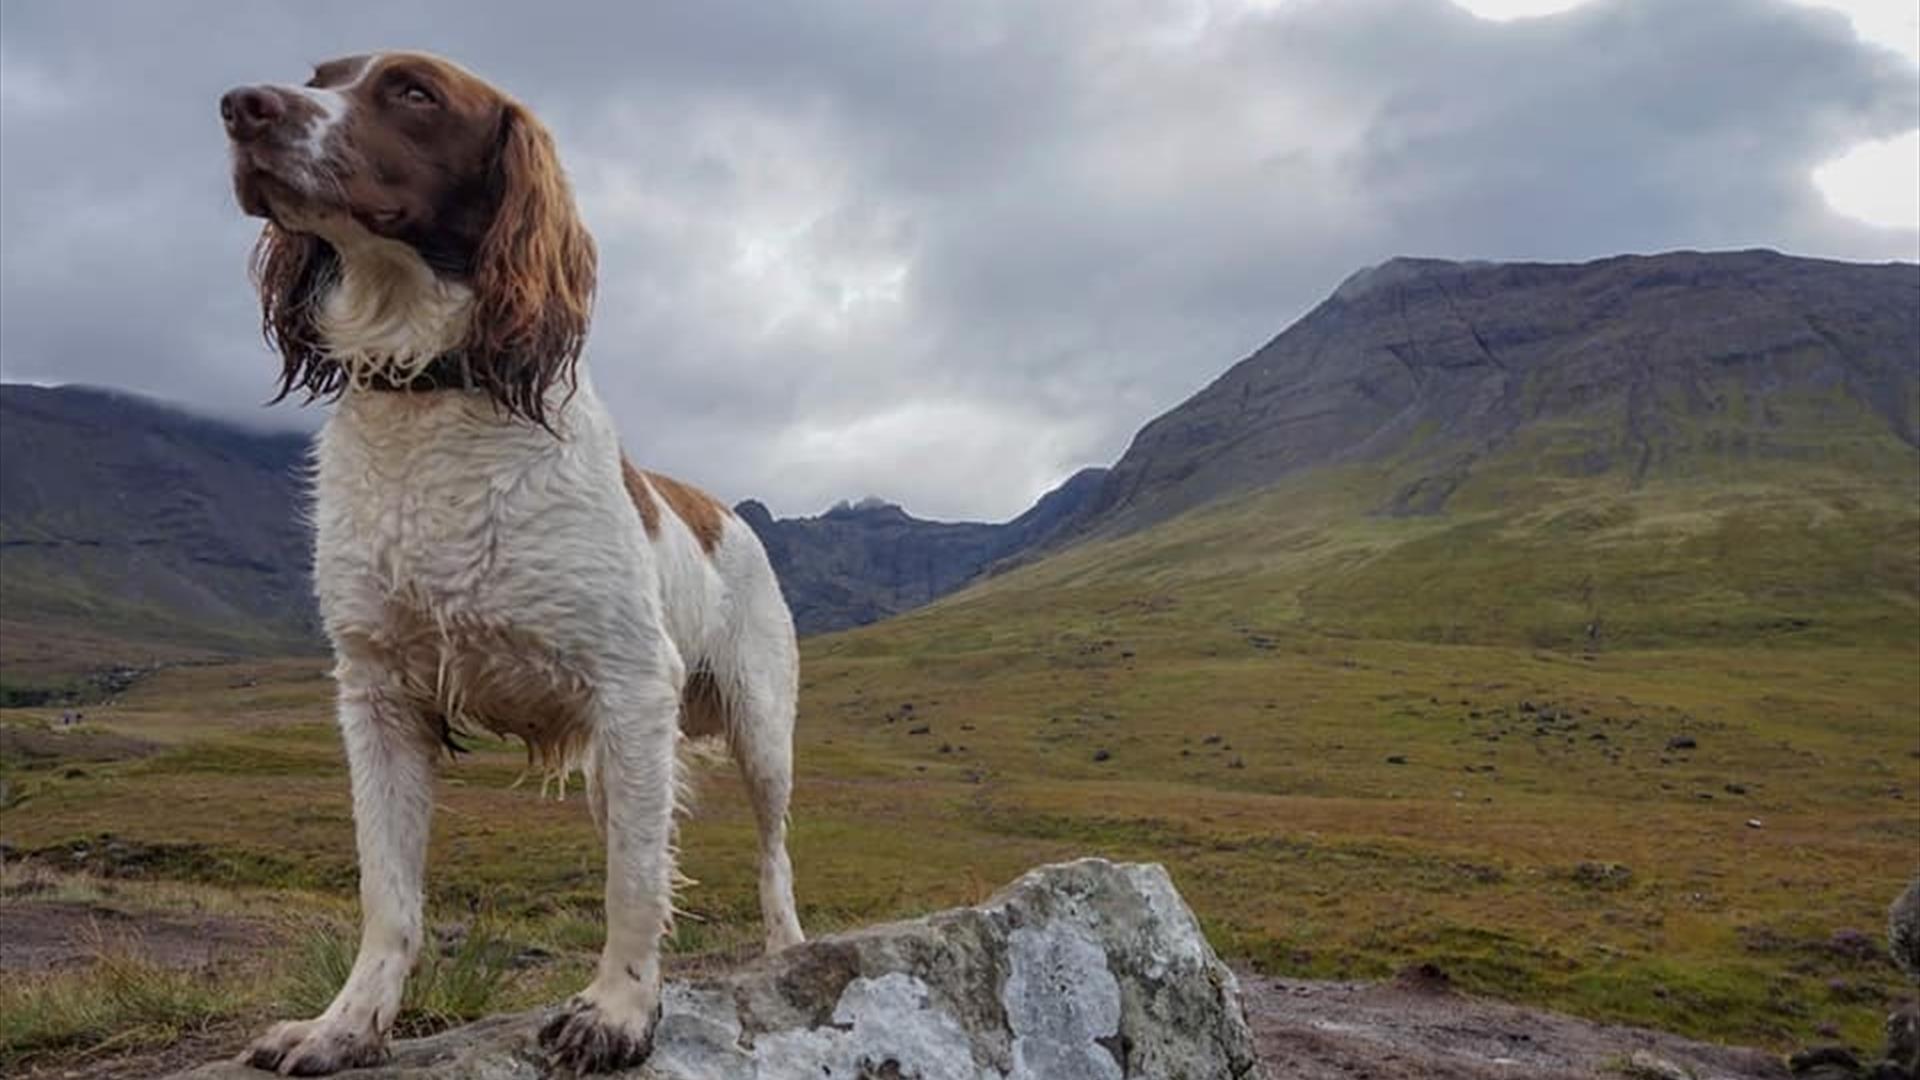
[1240,972,1790,1079]
[0,900,273,972]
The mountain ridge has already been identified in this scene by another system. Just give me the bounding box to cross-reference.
[1048,247,1918,541]
[2,247,1914,680]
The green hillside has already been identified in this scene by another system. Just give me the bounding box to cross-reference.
[776,384,1918,1049]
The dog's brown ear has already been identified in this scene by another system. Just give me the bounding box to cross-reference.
[253,222,341,405]
[466,99,597,430]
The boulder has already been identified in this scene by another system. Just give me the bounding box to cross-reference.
[169,858,1262,1079]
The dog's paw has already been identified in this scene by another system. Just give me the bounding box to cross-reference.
[242,1016,386,1076]
[764,924,805,955]
[539,996,661,1074]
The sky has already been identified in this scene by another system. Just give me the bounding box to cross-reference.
[1,0,1915,521]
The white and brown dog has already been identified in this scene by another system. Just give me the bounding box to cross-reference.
[221,52,803,1075]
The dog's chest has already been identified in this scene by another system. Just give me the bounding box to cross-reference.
[310,393,648,678]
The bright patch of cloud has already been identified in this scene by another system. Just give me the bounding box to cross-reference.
[1451,0,1595,21]
[1814,129,1920,230]
[1789,0,1920,64]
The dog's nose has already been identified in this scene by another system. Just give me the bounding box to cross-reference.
[220,86,286,142]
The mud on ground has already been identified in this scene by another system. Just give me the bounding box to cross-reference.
[1243,971,1791,1079]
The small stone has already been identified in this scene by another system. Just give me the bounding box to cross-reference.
[1788,1045,1861,1078]
[907,724,930,735]
[1666,735,1697,751]
[1889,874,1920,980]
[1724,783,1747,795]
[1623,1050,1691,1080]
[1885,1005,1919,1070]
[1092,749,1112,762]
[1571,862,1633,890]
[1746,818,1764,829]
[1385,755,1408,765]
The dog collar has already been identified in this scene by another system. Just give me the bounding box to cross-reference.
[365,353,475,393]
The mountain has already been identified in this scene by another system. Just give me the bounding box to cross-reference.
[736,467,1106,635]
[0,385,320,688]
[1059,249,1918,538]
[912,249,1919,650]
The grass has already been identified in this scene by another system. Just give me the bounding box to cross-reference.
[1,434,1916,1072]
[277,920,520,1038]
[0,935,260,1070]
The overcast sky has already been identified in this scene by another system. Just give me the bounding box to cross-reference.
[2,0,1915,520]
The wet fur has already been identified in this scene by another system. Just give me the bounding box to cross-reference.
[227,51,803,1076]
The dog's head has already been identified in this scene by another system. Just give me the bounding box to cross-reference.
[222,52,595,427]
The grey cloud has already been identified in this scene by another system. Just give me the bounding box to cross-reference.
[1,0,1914,519]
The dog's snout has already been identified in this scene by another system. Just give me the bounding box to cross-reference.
[220,86,287,143]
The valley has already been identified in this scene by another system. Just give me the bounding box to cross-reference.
[2,248,1916,1074]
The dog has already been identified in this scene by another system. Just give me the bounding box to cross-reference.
[221,52,804,1075]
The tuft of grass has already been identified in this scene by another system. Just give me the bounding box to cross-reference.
[279,920,519,1038]
[0,942,254,1070]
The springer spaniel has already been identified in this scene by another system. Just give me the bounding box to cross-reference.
[220,53,804,1074]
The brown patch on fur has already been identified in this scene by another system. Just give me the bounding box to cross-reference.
[242,52,595,430]
[679,668,729,739]
[463,87,596,430]
[643,470,729,554]
[620,457,661,539]
[253,224,337,394]
[618,457,727,552]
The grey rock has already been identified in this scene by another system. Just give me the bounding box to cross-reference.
[1885,1005,1919,1073]
[1622,1050,1694,1080]
[166,858,1262,1080]
[1788,1045,1863,1078]
[1890,873,1920,982]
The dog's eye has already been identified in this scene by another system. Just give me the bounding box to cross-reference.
[396,82,437,107]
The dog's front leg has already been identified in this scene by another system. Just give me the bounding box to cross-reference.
[247,676,435,1076]
[540,675,681,1073]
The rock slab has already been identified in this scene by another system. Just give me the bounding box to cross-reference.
[170,858,1262,1079]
